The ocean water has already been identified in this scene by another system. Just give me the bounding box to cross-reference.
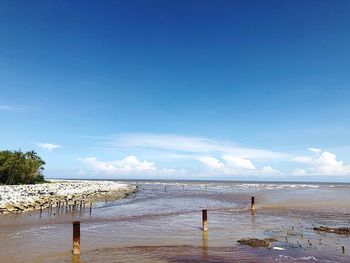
[0,180,349,262]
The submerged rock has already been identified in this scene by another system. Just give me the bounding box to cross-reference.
[313,226,350,235]
[237,238,277,248]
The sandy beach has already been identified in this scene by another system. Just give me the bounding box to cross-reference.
[0,180,137,214]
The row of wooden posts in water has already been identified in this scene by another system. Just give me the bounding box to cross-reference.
[40,200,93,216]
[164,185,207,192]
[71,196,257,255]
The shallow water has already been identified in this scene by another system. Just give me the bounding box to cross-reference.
[0,181,349,262]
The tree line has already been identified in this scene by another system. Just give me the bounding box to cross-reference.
[0,150,46,185]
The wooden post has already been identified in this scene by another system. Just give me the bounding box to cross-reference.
[251,196,256,211]
[89,202,92,214]
[202,209,208,231]
[202,230,208,259]
[72,221,80,255]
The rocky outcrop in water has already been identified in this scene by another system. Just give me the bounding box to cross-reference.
[313,226,350,235]
[237,238,277,248]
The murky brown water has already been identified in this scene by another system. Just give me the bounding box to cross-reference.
[0,181,349,262]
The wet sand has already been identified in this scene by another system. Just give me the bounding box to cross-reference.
[0,181,349,262]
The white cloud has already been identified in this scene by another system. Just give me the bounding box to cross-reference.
[81,155,186,176]
[222,156,256,170]
[198,155,280,176]
[83,133,350,179]
[109,133,286,159]
[292,149,350,176]
[36,143,62,151]
[82,155,156,174]
[198,156,226,170]
[308,147,322,154]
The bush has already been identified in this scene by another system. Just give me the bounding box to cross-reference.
[0,150,46,185]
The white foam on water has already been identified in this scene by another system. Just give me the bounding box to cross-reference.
[81,224,109,231]
[8,225,57,239]
[276,255,340,263]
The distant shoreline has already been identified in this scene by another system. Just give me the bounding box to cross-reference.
[48,178,350,185]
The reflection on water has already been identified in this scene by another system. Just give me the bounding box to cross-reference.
[72,255,80,263]
[0,181,349,262]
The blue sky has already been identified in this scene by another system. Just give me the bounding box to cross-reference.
[1,0,350,181]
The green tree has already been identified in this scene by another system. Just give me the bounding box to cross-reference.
[0,150,45,185]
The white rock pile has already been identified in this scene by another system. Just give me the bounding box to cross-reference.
[0,180,137,214]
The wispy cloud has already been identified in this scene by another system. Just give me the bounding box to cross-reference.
[36,143,62,151]
[107,133,287,160]
[0,104,24,111]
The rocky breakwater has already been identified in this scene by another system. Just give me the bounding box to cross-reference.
[0,180,137,214]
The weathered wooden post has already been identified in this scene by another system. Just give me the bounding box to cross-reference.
[251,196,256,211]
[72,221,80,255]
[202,230,209,259]
[202,209,208,231]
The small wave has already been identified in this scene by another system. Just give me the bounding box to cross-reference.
[298,185,319,188]
[8,225,57,239]
[276,255,340,263]
[81,223,109,231]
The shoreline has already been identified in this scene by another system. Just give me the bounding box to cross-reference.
[0,180,137,214]
[49,178,350,184]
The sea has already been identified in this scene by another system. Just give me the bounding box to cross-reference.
[0,180,349,262]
